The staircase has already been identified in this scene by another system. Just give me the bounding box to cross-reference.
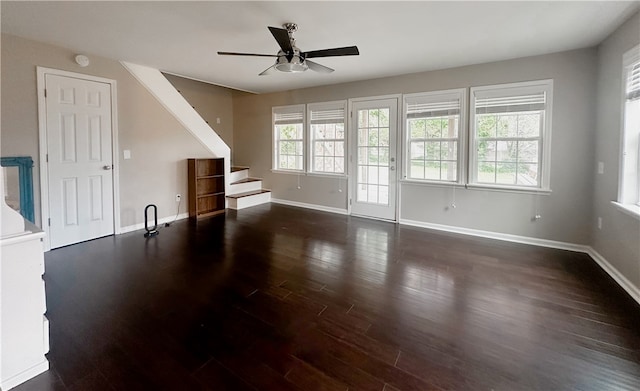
[226,167,271,210]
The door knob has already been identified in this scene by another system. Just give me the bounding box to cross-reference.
[390,157,395,162]
[103,165,112,170]
[390,166,395,171]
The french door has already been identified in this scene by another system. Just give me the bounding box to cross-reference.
[350,98,399,221]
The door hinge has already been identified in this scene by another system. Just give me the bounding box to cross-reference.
[349,199,352,205]
[46,154,48,162]
[44,89,47,98]
[350,111,353,118]
[48,218,51,226]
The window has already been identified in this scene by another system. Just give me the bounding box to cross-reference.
[470,80,553,191]
[273,105,305,171]
[404,89,465,183]
[617,44,640,212]
[308,101,347,175]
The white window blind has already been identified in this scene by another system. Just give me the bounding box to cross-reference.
[274,111,304,124]
[310,108,345,123]
[406,100,460,118]
[627,61,640,101]
[475,93,546,114]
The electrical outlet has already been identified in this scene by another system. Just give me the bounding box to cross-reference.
[175,194,181,202]
[597,217,602,230]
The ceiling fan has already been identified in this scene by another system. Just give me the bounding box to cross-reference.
[218,23,359,76]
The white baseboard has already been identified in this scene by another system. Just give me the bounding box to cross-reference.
[586,247,640,305]
[399,218,589,253]
[1,359,49,390]
[119,213,189,234]
[271,198,348,215]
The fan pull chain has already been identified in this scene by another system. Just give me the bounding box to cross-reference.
[451,185,457,209]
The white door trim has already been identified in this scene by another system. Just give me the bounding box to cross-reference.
[347,94,402,222]
[36,67,120,251]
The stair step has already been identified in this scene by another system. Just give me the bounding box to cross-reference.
[226,189,270,199]
[231,177,261,185]
[231,166,249,172]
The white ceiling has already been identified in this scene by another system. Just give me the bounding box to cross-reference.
[2,1,639,94]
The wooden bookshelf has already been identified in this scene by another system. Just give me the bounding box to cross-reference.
[188,158,225,219]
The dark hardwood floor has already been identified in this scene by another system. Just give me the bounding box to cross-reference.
[14,203,640,390]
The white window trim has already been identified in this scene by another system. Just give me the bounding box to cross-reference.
[272,104,306,173]
[307,100,348,176]
[402,88,467,185]
[617,43,640,217]
[469,79,553,192]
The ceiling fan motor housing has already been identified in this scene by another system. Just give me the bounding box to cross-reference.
[276,46,308,73]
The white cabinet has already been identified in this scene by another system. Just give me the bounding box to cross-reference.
[0,223,49,390]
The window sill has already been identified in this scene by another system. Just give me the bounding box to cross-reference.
[401,179,466,188]
[465,184,552,195]
[271,169,304,175]
[306,172,347,179]
[399,180,552,194]
[611,201,640,220]
[271,169,347,179]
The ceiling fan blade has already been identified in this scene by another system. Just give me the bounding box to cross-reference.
[259,64,278,76]
[218,51,278,57]
[268,26,293,54]
[304,46,359,59]
[306,60,334,74]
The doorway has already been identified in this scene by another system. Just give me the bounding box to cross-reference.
[37,68,119,249]
[349,97,399,221]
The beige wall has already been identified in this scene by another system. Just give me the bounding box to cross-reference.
[164,74,235,155]
[233,48,598,245]
[1,34,212,228]
[592,11,640,287]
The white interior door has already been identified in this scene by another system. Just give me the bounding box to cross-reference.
[350,98,398,220]
[45,74,114,248]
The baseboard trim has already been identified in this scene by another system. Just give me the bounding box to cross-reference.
[271,198,348,215]
[119,213,189,234]
[586,247,640,305]
[1,359,49,390]
[399,218,589,252]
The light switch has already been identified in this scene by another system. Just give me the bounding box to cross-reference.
[216,117,221,124]
[123,150,131,160]
[597,161,604,174]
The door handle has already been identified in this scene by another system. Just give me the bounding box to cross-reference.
[103,165,112,170]
[390,166,395,171]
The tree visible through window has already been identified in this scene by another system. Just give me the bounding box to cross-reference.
[308,102,346,174]
[273,106,305,171]
[357,108,390,204]
[470,80,553,190]
[404,89,464,183]
[476,112,541,186]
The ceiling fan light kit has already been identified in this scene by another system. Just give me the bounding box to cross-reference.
[276,54,307,73]
[218,23,359,75]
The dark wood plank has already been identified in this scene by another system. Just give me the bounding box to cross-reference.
[12,203,640,391]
